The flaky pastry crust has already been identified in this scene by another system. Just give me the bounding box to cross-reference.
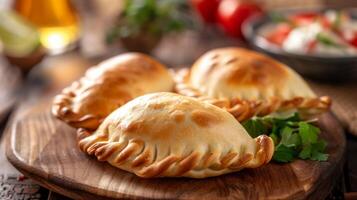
[174,48,331,121]
[52,53,174,130]
[77,92,274,178]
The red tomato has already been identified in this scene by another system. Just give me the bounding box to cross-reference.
[289,12,330,28]
[217,0,263,38]
[348,32,357,48]
[340,30,357,48]
[265,24,292,46]
[307,40,317,53]
[190,0,221,23]
[319,17,331,29]
[289,12,319,26]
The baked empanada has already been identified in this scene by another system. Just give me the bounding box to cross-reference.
[52,53,174,130]
[175,47,331,121]
[78,92,274,178]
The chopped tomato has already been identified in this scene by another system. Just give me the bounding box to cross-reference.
[348,32,357,48]
[265,24,292,46]
[307,40,317,53]
[289,12,330,28]
[319,17,331,29]
[289,12,319,26]
[340,30,357,48]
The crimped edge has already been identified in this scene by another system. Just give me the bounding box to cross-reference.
[51,80,104,130]
[76,128,274,178]
[174,68,331,122]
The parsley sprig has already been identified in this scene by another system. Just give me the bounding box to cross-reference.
[242,113,328,163]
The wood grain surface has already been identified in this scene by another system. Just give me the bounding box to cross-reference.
[310,81,357,137]
[5,96,346,200]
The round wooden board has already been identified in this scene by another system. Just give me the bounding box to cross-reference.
[6,101,346,200]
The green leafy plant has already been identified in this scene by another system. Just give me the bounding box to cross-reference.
[269,12,288,24]
[242,113,328,163]
[107,0,190,43]
[316,32,342,48]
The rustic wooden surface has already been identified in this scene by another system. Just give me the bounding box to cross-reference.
[310,82,357,137]
[0,53,92,200]
[5,90,346,200]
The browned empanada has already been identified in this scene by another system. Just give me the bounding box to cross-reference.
[78,92,274,178]
[175,47,331,121]
[52,53,174,130]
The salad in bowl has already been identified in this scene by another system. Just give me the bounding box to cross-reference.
[257,10,357,56]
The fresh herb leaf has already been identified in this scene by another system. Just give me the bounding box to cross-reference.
[281,127,301,148]
[313,139,327,152]
[271,123,280,136]
[311,150,329,161]
[242,118,267,138]
[243,112,328,163]
[299,144,312,159]
[310,140,328,161]
[299,122,319,145]
[269,133,278,145]
[273,145,296,163]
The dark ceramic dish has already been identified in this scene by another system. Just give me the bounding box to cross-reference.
[243,9,357,82]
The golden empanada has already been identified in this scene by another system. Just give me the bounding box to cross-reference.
[175,47,331,121]
[78,92,274,178]
[52,53,174,130]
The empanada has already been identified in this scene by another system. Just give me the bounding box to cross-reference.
[78,92,274,178]
[52,53,174,130]
[175,47,331,121]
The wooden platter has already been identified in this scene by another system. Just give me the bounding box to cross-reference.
[6,97,346,200]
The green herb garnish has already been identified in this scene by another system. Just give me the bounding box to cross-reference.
[316,33,342,48]
[242,113,328,163]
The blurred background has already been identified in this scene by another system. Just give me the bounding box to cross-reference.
[0,0,356,70]
[0,0,357,199]
[0,0,357,72]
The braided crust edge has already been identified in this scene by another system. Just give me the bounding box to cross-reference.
[51,77,124,130]
[174,68,331,122]
[77,129,274,178]
[52,80,107,130]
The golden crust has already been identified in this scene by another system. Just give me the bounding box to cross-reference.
[52,53,174,130]
[77,92,274,178]
[174,48,331,121]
